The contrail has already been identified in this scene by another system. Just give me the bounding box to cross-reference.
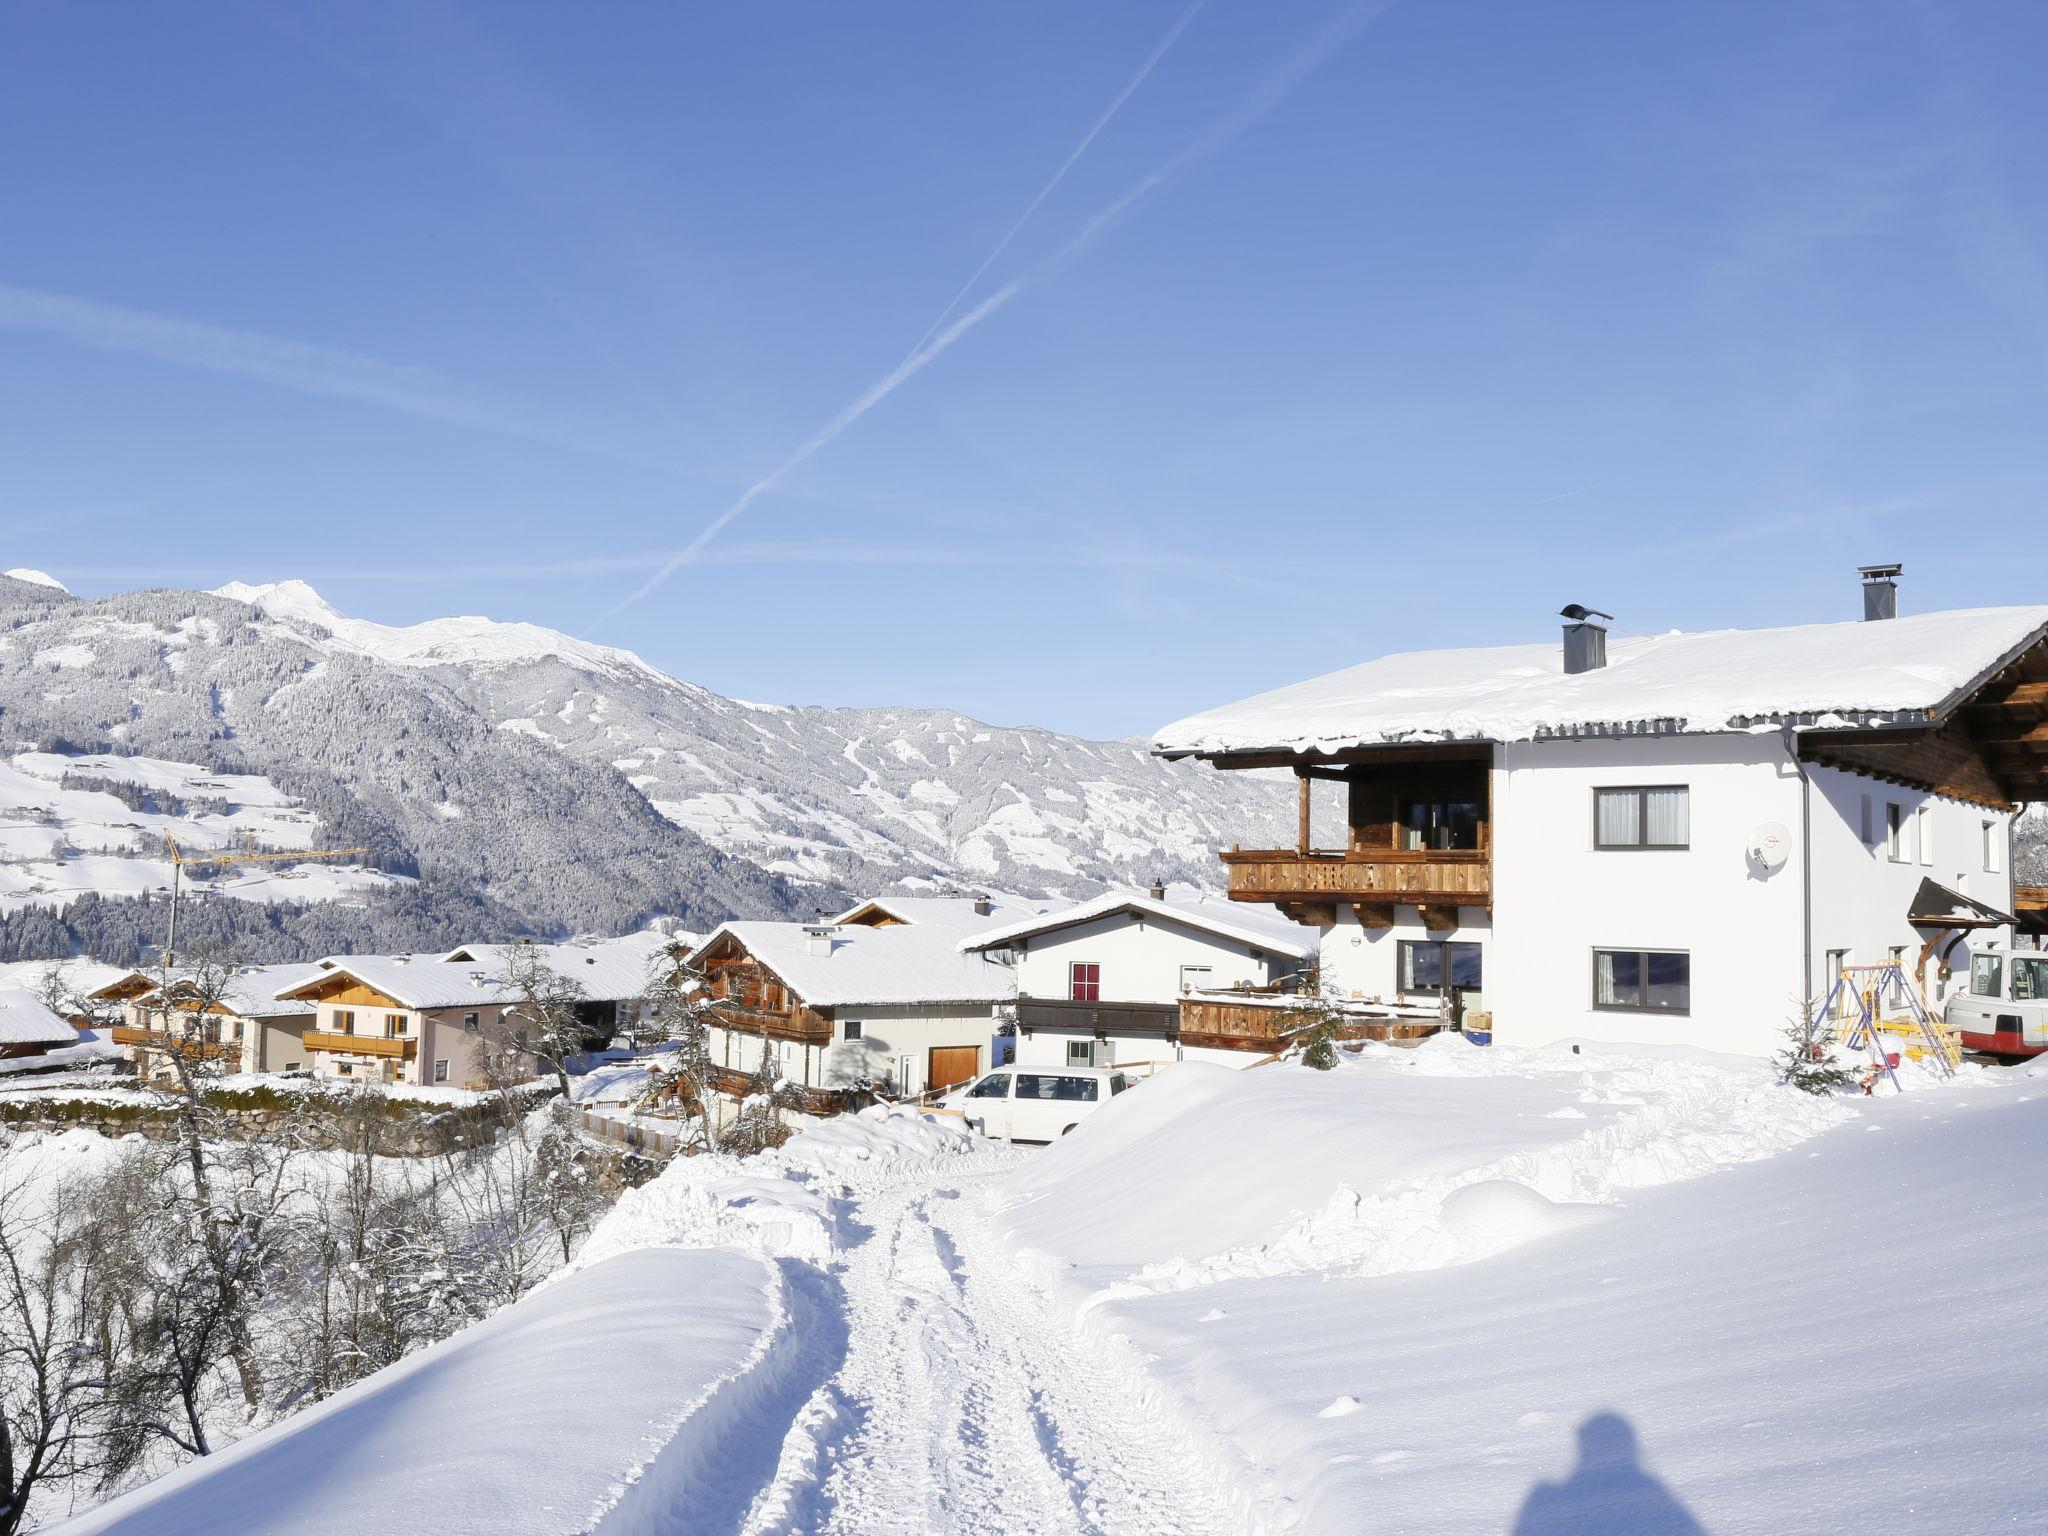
[902,0,1207,364]
[587,0,1393,633]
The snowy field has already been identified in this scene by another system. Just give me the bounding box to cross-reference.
[0,750,408,911]
[45,1038,2048,1534]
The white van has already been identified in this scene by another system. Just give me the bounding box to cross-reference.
[938,1065,1134,1143]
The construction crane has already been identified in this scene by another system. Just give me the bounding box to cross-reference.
[160,832,369,964]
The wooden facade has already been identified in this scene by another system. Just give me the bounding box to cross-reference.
[303,1031,415,1060]
[1016,996,1179,1039]
[1224,746,1494,926]
[693,937,835,1045]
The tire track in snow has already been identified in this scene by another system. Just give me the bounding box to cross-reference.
[737,1173,1252,1536]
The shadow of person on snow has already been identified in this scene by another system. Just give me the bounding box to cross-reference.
[1511,1412,1706,1535]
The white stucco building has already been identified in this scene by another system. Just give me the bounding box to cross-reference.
[691,894,1067,1109]
[1153,574,2048,1057]
[957,886,1313,1069]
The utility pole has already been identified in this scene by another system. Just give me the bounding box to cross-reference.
[160,832,370,966]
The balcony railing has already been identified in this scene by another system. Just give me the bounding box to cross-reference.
[706,1003,833,1046]
[1016,997,1179,1036]
[302,1032,417,1059]
[109,1026,236,1059]
[1178,993,1446,1052]
[1221,848,1491,907]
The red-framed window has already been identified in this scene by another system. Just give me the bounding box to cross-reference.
[1069,962,1101,1002]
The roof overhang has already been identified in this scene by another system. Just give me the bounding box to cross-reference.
[1908,877,2016,931]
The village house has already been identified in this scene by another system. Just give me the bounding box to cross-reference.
[0,986,87,1069]
[273,936,665,1089]
[690,894,1065,1114]
[107,963,322,1080]
[1152,570,2048,1057]
[956,884,1314,1069]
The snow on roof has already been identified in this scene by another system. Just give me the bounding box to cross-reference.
[830,894,1069,941]
[1153,606,2048,758]
[706,918,1024,1009]
[1907,877,2016,929]
[279,935,662,1010]
[0,986,79,1046]
[0,956,132,999]
[958,888,1314,959]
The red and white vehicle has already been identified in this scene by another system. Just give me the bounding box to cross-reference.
[1946,948,2048,1058]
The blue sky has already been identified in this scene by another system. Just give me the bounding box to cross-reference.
[3,1,2045,739]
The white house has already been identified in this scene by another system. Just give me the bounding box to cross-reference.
[957,884,1314,1070]
[690,894,1066,1111]
[1153,571,2048,1056]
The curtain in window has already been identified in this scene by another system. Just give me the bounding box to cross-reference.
[1596,790,1640,846]
[1595,950,1639,1006]
[1644,788,1688,847]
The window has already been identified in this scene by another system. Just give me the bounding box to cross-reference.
[1916,806,1932,867]
[1179,964,1213,994]
[842,1020,863,1041]
[1069,962,1101,1002]
[1066,1039,1097,1067]
[966,1072,1010,1100]
[1016,1073,1100,1102]
[1886,803,1904,861]
[1971,954,2004,998]
[1399,940,1482,995]
[432,1059,449,1083]
[334,1009,355,1032]
[1860,794,1874,845]
[337,1062,353,1076]
[1825,948,1849,981]
[462,1012,480,1034]
[385,1012,405,1038]
[1594,787,1689,850]
[2014,958,2048,1002]
[1398,798,1482,851]
[1594,949,1691,1014]
[1984,822,2001,874]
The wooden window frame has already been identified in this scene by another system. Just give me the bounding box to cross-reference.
[1592,948,1692,1015]
[1593,786,1690,851]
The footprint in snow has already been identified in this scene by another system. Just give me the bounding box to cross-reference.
[1318,1396,1362,1418]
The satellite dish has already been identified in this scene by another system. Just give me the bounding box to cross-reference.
[1747,822,1792,874]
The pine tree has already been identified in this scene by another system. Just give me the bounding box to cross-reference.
[1777,996,1852,1095]
[1281,962,1348,1071]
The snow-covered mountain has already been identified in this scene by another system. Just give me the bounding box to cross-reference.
[210,578,1288,898]
[0,572,1286,953]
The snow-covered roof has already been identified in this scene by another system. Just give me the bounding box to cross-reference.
[1908,878,2016,930]
[1154,607,2048,758]
[830,894,1067,941]
[958,888,1314,959]
[704,919,1023,1009]
[0,986,79,1046]
[0,956,133,1000]
[278,936,662,1010]
[131,963,326,1019]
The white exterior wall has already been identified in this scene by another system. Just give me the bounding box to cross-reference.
[710,1004,1003,1097]
[1804,763,2015,1007]
[1314,732,2018,1058]
[1010,914,1293,1003]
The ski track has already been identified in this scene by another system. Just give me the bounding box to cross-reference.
[734,1165,1250,1536]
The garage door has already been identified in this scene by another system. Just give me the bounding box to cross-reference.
[928,1045,981,1093]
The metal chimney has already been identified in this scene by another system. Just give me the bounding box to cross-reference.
[1559,604,1613,674]
[1859,563,1901,621]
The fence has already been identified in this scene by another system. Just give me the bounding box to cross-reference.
[577,1107,681,1159]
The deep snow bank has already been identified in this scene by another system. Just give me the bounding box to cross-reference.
[994,1038,1852,1305]
[45,1248,789,1536]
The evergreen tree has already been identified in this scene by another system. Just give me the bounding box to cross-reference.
[1777,997,1852,1095]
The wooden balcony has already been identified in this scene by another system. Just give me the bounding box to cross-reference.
[1221,848,1490,924]
[708,1002,833,1047]
[1179,994,1447,1053]
[302,1031,417,1060]
[109,1026,236,1060]
[1016,997,1179,1038]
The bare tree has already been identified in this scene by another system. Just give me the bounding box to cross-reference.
[501,944,591,1100]
[640,948,721,1153]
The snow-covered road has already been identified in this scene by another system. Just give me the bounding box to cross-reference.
[736,1167,1251,1536]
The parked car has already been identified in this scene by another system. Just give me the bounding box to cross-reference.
[1946,947,2048,1058]
[937,1065,1134,1142]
